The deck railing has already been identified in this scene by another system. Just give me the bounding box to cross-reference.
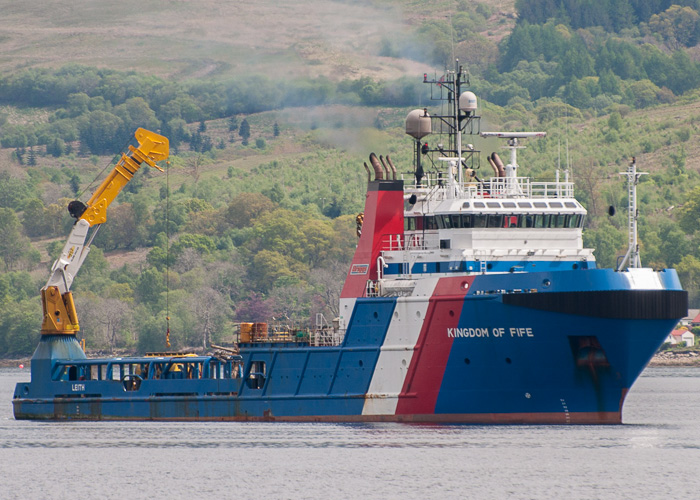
[404,175,574,200]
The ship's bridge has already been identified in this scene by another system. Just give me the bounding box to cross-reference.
[374,174,594,284]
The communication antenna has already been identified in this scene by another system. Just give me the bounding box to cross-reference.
[617,157,647,271]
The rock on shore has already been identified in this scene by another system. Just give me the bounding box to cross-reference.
[649,350,700,367]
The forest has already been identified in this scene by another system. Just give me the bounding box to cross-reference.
[2,0,700,356]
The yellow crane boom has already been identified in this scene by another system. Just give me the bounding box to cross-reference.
[41,128,169,335]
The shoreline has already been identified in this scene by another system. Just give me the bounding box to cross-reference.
[647,350,700,367]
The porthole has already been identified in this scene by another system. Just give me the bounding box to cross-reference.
[505,357,512,364]
[464,358,471,365]
[449,310,455,317]
[542,279,551,288]
[373,311,378,319]
[359,360,364,367]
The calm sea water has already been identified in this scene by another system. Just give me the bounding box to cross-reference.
[1,366,699,500]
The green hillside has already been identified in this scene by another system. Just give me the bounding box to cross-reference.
[2,0,700,356]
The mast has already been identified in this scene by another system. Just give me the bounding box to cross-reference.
[617,157,646,271]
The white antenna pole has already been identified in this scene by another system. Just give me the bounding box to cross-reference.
[617,157,647,271]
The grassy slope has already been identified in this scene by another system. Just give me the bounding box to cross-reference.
[3,0,700,270]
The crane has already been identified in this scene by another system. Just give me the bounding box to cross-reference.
[40,128,169,335]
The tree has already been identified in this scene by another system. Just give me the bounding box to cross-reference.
[677,255,700,306]
[273,122,280,137]
[648,5,700,50]
[27,147,36,166]
[677,186,700,234]
[225,193,275,229]
[0,208,32,271]
[22,198,50,237]
[239,118,250,145]
[137,267,165,307]
[583,220,625,269]
[70,174,81,195]
[608,111,623,131]
[190,286,228,348]
[78,110,124,154]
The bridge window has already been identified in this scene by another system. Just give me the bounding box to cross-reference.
[487,215,503,228]
[425,216,438,230]
[405,217,416,231]
[552,214,567,228]
[503,215,519,228]
[533,214,550,228]
[519,215,534,228]
[473,215,487,228]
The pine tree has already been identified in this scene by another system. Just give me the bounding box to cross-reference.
[239,119,250,146]
[70,174,80,195]
[27,147,36,166]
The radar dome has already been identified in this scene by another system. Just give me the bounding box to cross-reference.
[459,91,477,113]
[405,109,431,139]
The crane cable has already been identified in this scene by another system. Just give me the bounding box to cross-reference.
[165,159,171,349]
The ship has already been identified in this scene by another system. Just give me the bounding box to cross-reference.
[13,65,687,423]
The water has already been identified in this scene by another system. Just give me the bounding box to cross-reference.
[1,367,699,500]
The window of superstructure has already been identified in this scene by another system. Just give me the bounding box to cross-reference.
[462,202,470,209]
[565,202,577,208]
[533,214,550,228]
[473,215,487,228]
[441,215,453,228]
[504,215,519,228]
[487,214,503,227]
[425,216,438,230]
[567,214,582,228]
[503,202,516,208]
[405,217,416,231]
[518,202,532,208]
[462,214,473,228]
[450,214,462,228]
[519,214,534,228]
[487,202,501,209]
[550,202,563,208]
[473,202,486,209]
[533,202,547,208]
[552,214,566,227]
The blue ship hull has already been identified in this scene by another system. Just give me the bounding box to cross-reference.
[13,269,686,424]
